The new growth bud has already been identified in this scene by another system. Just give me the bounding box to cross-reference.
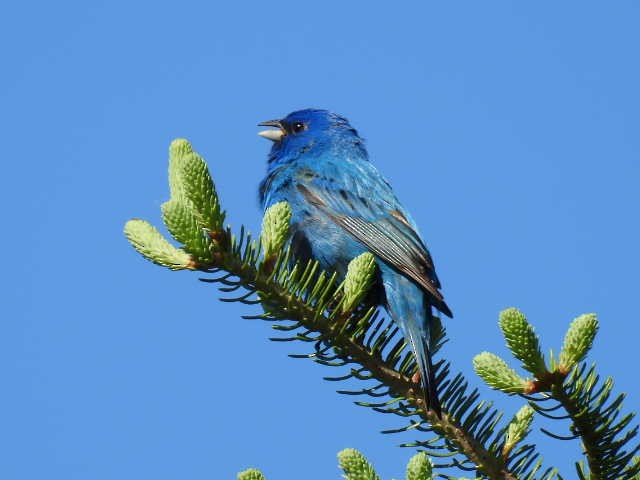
[559,313,598,373]
[260,202,292,258]
[499,308,548,377]
[126,139,225,267]
[503,404,535,457]
[236,468,266,480]
[124,219,194,270]
[342,252,377,313]
[473,352,530,394]
[338,448,381,480]
[406,451,434,480]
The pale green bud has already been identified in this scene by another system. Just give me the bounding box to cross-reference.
[503,404,535,457]
[499,308,547,377]
[342,253,376,313]
[177,152,223,231]
[168,138,193,199]
[168,138,224,231]
[260,202,292,258]
[124,219,194,270]
[473,352,530,394]
[237,468,266,480]
[161,199,213,263]
[559,313,598,373]
[406,451,433,480]
[338,448,380,480]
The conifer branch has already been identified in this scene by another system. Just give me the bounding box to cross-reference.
[240,448,441,480]
[124,138,636,479]
[475,310,639,479]
[193,226,522,478]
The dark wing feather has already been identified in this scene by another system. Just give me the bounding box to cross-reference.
[297,182,452,317]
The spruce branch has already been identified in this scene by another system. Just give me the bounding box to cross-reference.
[237,449,466,480]
[476,311,640,479]
[125,139,575,480]
[547,364,640,480]
[200,236,529,479]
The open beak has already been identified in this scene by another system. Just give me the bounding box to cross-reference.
[258,119,285,142]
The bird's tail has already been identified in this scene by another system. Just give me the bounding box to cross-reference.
[422,332,442,416]
[406,315,442,417]
[382,270,442,417]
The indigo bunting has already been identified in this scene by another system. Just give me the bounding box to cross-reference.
[258,109,452,415]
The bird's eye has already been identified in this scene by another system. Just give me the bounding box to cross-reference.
[292,122,306,133]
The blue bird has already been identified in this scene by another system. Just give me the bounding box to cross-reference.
[257,109,452,415]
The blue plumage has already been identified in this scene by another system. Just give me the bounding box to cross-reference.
[258,109,451,415]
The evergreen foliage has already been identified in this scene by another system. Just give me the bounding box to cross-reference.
[125,139,639,480]
[499,308,547,378]
[342,252,376,314]
[473,352,530,394]
[260,202,292,259]
[235,449,446,480]
[503,405,535,457]
[559,314,599,374]
[338,448,381,480]
[474,310,640,479]
[405,451,434,480]
[237,468,266,480]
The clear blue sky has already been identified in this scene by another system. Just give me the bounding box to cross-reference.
[2,1,639,479]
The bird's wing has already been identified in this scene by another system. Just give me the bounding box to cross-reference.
[296,178,452,317]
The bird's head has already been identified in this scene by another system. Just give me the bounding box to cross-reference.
[258,109,365,164]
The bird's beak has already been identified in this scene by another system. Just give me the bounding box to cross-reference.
[258,120,285,142]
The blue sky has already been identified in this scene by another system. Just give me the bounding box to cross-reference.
[2,1,639,479]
